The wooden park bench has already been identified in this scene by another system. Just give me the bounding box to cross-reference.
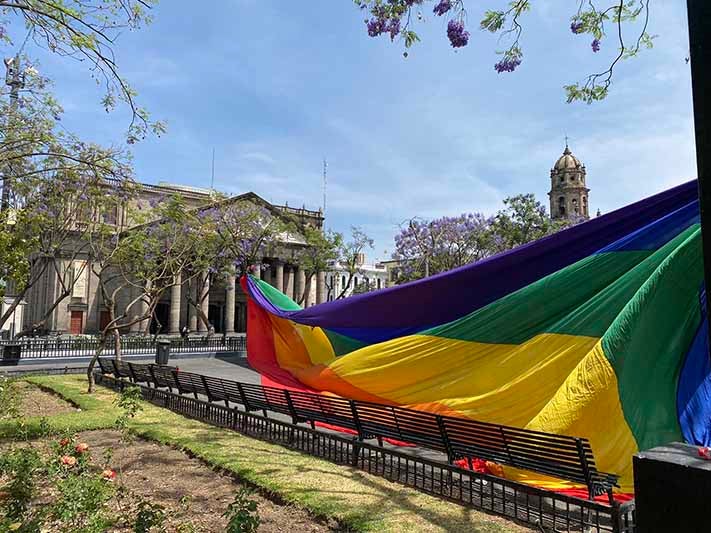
[127,362,154,386]
[97,359,619,502]
[440,416,620,503]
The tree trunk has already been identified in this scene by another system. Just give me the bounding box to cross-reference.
[86,335,108,393]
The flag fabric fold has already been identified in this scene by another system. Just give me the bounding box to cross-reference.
[242,179,711,496]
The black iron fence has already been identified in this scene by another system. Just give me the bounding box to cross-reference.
[97,373,636,533]
[105,359,620,505]
[0,335,246,359]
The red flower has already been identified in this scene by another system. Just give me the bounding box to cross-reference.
[75,443,89,454]
[101,469,117,480]
[59,438,70,447]
[698,447,711,460]
[60,455,77,467]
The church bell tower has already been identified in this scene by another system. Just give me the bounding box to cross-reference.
[548,143,590,221]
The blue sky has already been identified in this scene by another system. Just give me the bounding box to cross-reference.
[8,0,696,260]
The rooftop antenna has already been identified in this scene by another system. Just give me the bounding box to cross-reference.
[322,158,328,216]
[210,148,216,191]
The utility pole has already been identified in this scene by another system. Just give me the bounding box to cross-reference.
[210,148,216,191]
[2,54,25,211]
[322,159,328,216]
[687,1,711,342]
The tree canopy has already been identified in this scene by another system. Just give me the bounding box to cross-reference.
[354,0,655,103]
[392,193,570,283]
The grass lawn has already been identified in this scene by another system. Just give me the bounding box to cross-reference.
[1,375,532,533]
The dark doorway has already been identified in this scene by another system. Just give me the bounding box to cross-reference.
[151,302,170,334]
[208,304,223,333]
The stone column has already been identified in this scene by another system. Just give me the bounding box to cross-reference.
[262,264,271,286]
[224,273,236,334]
[316,271,326,304]
[168,272,182,334]
[304,274,313,307]
[295,267,305,306]
[198,273,210,333]
[274,261,284,293]
[188,279,198,332]
[284,266,295,300]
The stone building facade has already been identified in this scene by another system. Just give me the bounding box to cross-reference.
[548,144,590,222]
[19,181,326,336]
[325,254,389,301]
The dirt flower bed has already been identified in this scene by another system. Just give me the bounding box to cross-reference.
[1,382,338,532]
[1,429,337,532]
[87,429,337,532]
[12,381,78,418]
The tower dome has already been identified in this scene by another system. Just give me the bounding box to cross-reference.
[553,145,583,170]
[548,143,590,222]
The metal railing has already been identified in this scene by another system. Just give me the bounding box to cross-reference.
[97,373,636,533]
[107,359,620,505]
[0,335,246,359]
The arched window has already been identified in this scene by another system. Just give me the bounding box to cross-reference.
[572,198,579,214]
[558,196,566,216]
[377,278,381,289]
[582,196,588,215]
[354,277,358,288]
[341,275,346,287]
[559,176,564,183]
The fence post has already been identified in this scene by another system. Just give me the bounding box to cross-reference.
[351,439,362,467]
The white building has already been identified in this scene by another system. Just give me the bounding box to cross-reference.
[325,254,388,301]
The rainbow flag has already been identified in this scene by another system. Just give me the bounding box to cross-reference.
[242,180,711,496]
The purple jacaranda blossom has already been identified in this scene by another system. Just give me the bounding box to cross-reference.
[570,21,584,34]
[367,17,388,37]
[591,39,601,52]
[447,20,469,48]
[494,57,521,73]
[388,17,401,40]
[433,0,451,16]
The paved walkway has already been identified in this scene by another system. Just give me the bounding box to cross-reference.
[0,352,248,376]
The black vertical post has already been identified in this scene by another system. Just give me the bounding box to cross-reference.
[687,1,711,345]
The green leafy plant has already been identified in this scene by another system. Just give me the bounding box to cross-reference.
[113,385,144,440]
[51,474,115,532]
[223,489,261,533]
[133,500,167,533]
[0,447,44,522]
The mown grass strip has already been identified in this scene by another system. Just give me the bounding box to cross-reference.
[4,375,529,533]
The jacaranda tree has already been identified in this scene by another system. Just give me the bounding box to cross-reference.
[354,0,654,103]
